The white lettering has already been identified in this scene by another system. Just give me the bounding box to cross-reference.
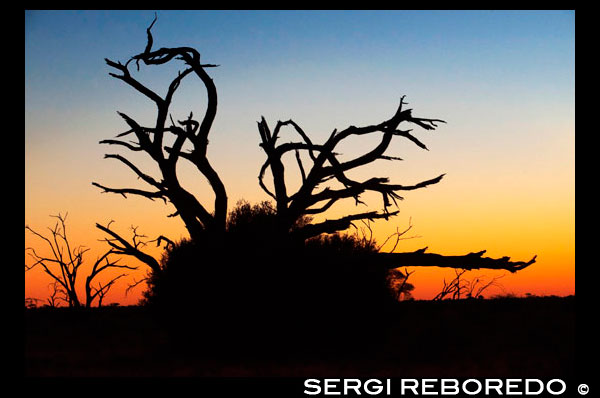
[485,379,503,395]
[344,379,362,395]
[304,378,566,396]
[462,379,483,396]
[324,379,341,395]
[364,379,383,395]
[401,379,419,395]
[547,379,566,395]
[525,379,544,395]
[422,379,438,395]
[441,379,459,395]
[506,379,522,395]
[304,379,321,395]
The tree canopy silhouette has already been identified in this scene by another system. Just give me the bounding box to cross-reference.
[93,15,536,281]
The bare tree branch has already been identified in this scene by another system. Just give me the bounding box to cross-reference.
[125,276,150,296]
[377,217,421,253]
[294,210,399,240]
[105,58,164,105]
[102,154,164,189]
[375,248,537,274]
[92,182,167,202]
[258,97,446,237]
[95,222,161,274]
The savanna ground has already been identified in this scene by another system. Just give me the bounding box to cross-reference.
[25,295,574,378]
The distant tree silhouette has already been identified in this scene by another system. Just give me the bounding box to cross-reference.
[94,15,536,275]
[25,213,136,308]
[47,280,65,307]
[433,269,505,300]
[387,267,415,301]
[24,297,41,309]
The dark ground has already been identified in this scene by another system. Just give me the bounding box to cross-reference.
[24,296,574,378]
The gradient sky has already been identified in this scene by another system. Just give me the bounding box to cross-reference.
[25,10,574,305]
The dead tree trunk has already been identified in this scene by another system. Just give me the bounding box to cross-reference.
[93,15,227,242]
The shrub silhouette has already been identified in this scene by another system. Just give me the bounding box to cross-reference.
[142,200,396,356]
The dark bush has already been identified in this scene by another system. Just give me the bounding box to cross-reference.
[143,200,398,358]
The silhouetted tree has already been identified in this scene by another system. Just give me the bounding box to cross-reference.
[257,97,444,239]
[24,297,41,309]
[47,280,66,307]
[95,16,536,275]
[433,269,505,300]
[25,213,136,308]
[387,267,415,301]
[93,14,226,243]
[257,100,536,272]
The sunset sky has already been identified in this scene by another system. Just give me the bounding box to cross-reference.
[25,10,574,305]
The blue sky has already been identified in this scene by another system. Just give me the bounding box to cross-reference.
[25,10,574,156]
[25,10,574,188]
[26,10,574,114]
